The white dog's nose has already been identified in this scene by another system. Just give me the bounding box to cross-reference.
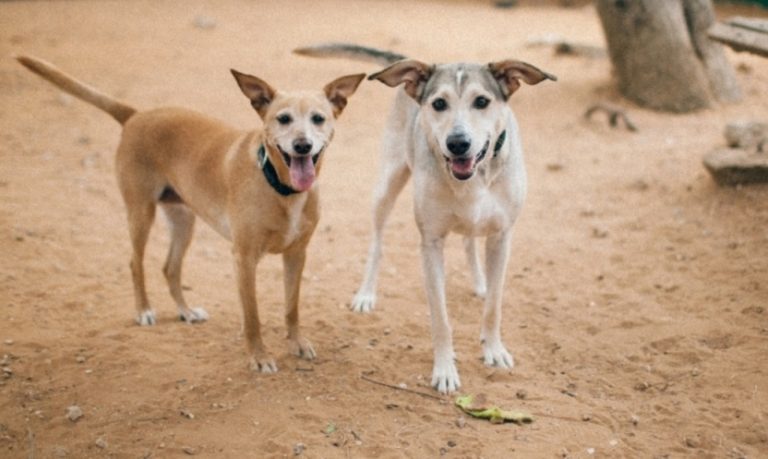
[446,134,471,156]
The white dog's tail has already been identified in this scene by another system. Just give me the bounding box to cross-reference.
[16,54,136,124]
[294,43,406,66]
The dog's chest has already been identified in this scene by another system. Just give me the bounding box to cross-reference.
[450,187,515,236]
[265,194,315,252]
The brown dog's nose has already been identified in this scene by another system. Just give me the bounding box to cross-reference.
[293,139,313,155]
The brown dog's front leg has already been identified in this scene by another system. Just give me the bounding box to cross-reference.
[283,246,316,360]
[234,244,276,373]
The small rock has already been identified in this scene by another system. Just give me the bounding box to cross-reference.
[685,436,700,448]
[2,367,12,378]
[447,440,457,448]
[630,414,640,426]
[592,227,609,239]
[53,446,69,457]
[182,446,197,455]
[193,15,217,30]
[515,389,528,400]
[76,355,86,364]
[581,413,592,421]
[586,447,595,455]
[439,447,448,456]
[3,339,13,345]
[724,121,767,151]
[66,405,83,422]
[293,443,305,456]
[455,417,466,428]
[180,408,195,419]
[95,437,107,449]
[634,381,650,392]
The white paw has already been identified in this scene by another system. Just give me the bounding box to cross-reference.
[350,291,376,314]
[289,337,316,361]
[179,307,209,323]
[473,283,487,299]
[250,356,277,374]
[482,339,514,369]
[136,310,156,326]
[431,357,461,394]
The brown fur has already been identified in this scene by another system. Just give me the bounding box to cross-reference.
[17,54,364,372]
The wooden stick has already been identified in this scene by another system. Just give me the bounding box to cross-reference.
[360,373,445,401]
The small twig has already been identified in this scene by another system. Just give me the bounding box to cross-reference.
[584,102,638,132]
[360,373,444,401]
[27,427,35,459]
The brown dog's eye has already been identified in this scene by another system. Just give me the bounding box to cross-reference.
[311,114,325,125]
[277,114,292,125]
[473,96,490,109]
[432,98,448,112]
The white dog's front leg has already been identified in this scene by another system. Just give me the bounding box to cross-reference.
[481,230,514,369]
[421,236,460,393]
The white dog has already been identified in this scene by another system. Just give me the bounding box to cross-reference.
[296,44,555,393]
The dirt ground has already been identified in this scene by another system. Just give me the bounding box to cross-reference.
[1,1,767,458]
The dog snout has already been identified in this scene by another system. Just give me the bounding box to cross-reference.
[293,139,313,155]
[446,134,471,156]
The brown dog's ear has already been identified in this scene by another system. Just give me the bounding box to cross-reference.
[231,69,276,118]
[368,59,433,101]
[324,73,366,117]
[488,60,557,100]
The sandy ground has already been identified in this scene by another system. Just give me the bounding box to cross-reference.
[1,1,767,458]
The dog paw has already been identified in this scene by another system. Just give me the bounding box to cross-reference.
[179,307,209,323]
[350,292,376,314]
[249,355,278,374]
[289,336,316,361]
[135,310,156,326]
[482,340,514,369]
[431,357,461,394]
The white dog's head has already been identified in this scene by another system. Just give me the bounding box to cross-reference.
[370,59,555,180]
[232,70,365,192]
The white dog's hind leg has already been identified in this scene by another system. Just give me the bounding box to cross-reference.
[463,236,486,298]
[421,236,461,393]
[351,161,410,313]
[480,231,514,368]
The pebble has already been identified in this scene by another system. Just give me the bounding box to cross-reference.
[76,355,86,364]
[180,408,195,419]
[3,339,13,345]
[581,413,592,422]
[95,437,107,449]
[66,405,83,422]
[293,442,305,456]
[182,446,197,455]
[515,389,528,400]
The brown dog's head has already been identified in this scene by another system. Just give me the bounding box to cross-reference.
[231,70,365,192]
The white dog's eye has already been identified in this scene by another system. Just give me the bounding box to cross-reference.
[473,96,490,109]
[277,114,293,125]
[432,98,448,112]
[311,114,325,125]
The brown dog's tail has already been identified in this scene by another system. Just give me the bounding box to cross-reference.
[294,43,406,67]
[16,54,136,124]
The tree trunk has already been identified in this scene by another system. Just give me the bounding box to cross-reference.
[596,0,741,112]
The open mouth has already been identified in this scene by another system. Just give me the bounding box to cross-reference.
[444,140,490,181]
[277,145,324,192]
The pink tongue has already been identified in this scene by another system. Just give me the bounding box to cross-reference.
[450,157,475,175]
[289,156,316,192]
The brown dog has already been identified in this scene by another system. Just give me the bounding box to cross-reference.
[17,55,364,372]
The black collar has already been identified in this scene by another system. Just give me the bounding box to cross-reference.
[493,130,506,158]
[258,145,299,196]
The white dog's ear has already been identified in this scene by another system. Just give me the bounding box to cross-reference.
[324,73,366,116]
[231,69,276,118]
[368,60,433,101]
[488,60,557,100]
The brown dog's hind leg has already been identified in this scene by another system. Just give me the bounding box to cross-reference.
[160,203,208,323]
[125,201,157,325]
